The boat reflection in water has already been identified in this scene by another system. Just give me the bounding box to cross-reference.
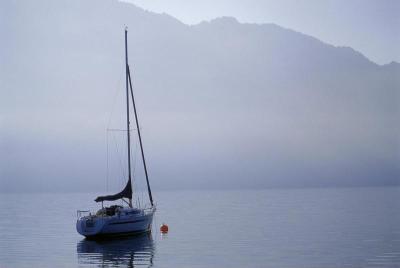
[77,233,155,267]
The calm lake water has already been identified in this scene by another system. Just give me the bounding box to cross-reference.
[0,187,399,268]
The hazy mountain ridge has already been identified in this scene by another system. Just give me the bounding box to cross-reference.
[0,0,398,192]
[197,16,391,70]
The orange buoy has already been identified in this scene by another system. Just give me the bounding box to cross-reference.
[160,223,169,233]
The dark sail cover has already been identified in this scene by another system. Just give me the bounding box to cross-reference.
[95,178,132,202]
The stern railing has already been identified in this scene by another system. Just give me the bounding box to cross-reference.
[77,210,91,219]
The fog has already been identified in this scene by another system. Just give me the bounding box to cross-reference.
[0,0,399,193]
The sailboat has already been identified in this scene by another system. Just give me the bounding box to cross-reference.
[76,28,155,239]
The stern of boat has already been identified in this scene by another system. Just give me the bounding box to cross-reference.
[76,210,105,237]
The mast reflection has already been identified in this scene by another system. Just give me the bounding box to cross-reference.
[77,233,155,267]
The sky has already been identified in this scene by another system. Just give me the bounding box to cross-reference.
[126,0,400,65]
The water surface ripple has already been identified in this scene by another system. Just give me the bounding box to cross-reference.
[0,187,399,267]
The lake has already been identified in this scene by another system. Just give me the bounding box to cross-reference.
[0,187,399,267]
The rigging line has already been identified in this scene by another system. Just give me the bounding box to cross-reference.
[131,137,139,197]
[106,69,124,130]
[127,64,154,206]
[107,128,136,132]
[106,130,109,192]
[132,136,138,175]
[131,139,136,178]
[112,130,126,184]
[141,191,144,209]
[104,75,123,192]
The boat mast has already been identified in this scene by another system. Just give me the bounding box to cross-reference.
[125,28,133,208]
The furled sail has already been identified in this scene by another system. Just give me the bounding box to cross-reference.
[95,178,132,202]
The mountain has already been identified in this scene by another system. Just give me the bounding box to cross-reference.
[0,0,399,192]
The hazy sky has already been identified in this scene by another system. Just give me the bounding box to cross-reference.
[1,0,398,193]
[126,0,400,65]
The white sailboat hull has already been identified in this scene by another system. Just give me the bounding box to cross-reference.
[77,207,155,239]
